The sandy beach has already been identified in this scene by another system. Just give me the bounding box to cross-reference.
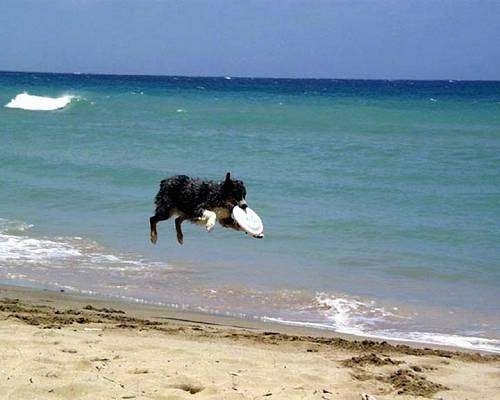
[0,285,498,400]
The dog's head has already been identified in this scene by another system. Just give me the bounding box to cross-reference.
[221,172,247,209]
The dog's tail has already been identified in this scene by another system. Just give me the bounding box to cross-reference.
[154,179,168,206]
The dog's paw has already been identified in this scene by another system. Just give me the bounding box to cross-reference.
[176,233,184,245]
[206,220,215,231]
[150,232,157,244]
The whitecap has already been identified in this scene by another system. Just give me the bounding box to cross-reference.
[0,234,81,262]
[5,92,75,111]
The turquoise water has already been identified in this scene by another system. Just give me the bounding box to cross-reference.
[1,72,499,352]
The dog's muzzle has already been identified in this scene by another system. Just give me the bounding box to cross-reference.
[238,200,248,210]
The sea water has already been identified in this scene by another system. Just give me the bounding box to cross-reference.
[1,71,499,352]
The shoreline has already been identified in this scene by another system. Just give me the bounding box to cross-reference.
[0,282,497,356]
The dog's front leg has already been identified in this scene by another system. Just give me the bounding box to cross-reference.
[200,210,217,231]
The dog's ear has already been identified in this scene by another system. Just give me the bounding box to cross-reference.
[224,172,231,182]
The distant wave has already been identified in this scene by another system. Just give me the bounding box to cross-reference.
[4,92,75,111]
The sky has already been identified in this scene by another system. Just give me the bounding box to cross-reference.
[1,0,499,80]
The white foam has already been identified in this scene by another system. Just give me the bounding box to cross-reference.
[0,218,33,234]
[385,331,500,353]
[260,293,500,353]
[0,234,81,262]
[5,92,74,111]
[260,293,397,337]
[316,294,500,352]
[261,315,500,353]
[316,293,395,334]
[0,219,168,271]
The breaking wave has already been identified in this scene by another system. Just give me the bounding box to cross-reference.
[5,92,75,111]
[0,218,170,288]
[261,293,500,353]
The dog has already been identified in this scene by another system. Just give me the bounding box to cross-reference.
[150,172,248,245]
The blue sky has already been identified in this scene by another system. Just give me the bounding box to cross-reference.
[1,0,499,80]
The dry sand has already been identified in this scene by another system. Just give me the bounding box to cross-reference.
[0,285,499,400]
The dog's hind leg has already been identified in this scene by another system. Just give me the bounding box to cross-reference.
[174,216,186,245]
[149,208,171,244]
[149,215,161,244]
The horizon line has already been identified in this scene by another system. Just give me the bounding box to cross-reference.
[1,69,500,83]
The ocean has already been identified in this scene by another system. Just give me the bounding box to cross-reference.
[1,71,499,352]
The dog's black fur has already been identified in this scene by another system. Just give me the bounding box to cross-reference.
[150,172,247,245]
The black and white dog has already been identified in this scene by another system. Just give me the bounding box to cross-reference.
[150,173,248,245]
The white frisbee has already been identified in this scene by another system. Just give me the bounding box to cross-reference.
[232,206,264,238]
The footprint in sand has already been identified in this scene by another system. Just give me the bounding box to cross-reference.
[44,371,60,378]
[60,348,78,354]
[167,376,204,395]
[128,368,149,374]
[171,383,204,394]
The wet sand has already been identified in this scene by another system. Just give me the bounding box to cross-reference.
[0,284,499,399]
